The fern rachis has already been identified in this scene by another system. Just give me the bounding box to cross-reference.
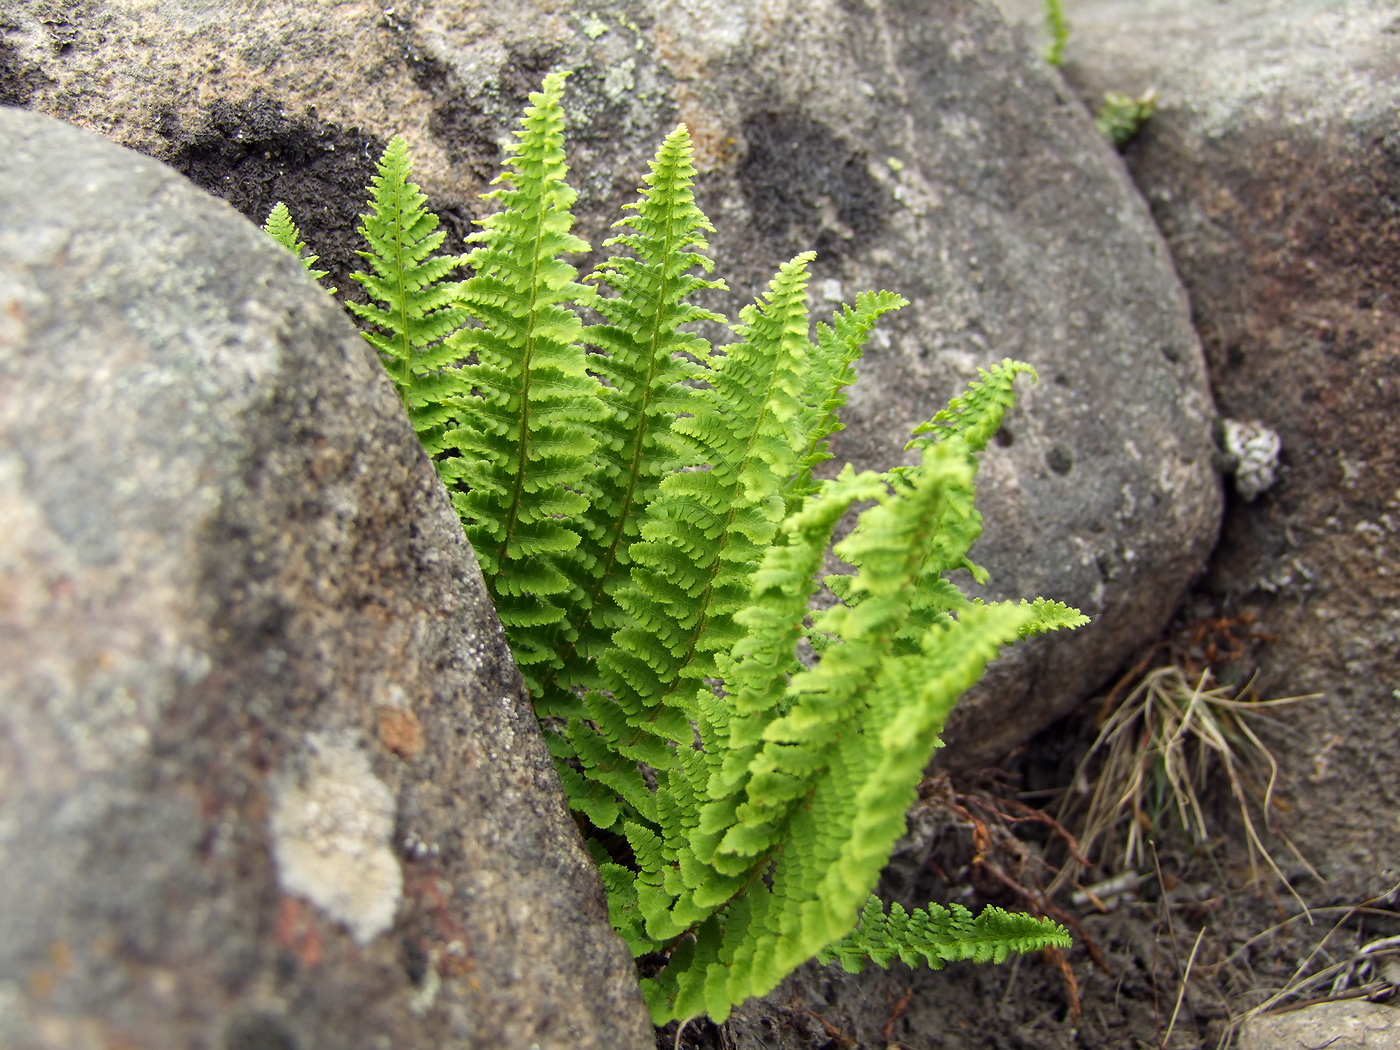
[266,71,1086,1026]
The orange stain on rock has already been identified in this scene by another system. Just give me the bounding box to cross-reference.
[377,706,425,760]
[274,896,324,970]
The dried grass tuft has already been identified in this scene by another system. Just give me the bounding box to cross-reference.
[1053,665,1320,912]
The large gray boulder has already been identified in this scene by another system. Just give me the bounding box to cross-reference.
[1018,0,1400,895]
[1,0,1222,766]
[0,108,652,1050]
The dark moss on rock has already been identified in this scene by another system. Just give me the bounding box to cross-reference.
[737,109,893,264]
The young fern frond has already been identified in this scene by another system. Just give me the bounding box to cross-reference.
[1023,597,1092,637]
[1043,0,1070,66]
[907,357,1038,455]
[262,202,336,293]
[437,71,605,686]
[346,137,470,453]
[816,896,1071,973]
[824,358,1042,656]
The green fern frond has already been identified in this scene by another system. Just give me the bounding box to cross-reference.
[550,256,821,849]
[1044,0,1069,66]
[826,360,1038,655]
[1021,597,1092,637]
[598,253,820,719]
[345,137,470,452]
[783,291,907,512]
[438,71,605,687]
[692,466,893,870]
[907,358,1037,455]
[816,896,1071,972]
[262,201,336,294]
[740,446,1026,872]
[545,123,729,699]
[658,602,1048,1023]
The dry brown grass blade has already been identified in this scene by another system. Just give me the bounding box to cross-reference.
[1245,935,1400,1019]
[1042,945,1082,1025]
[1164,927,1207,1047]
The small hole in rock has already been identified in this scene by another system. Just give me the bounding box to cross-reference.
[226,1013,299,1050]
[1046,445,1074,475]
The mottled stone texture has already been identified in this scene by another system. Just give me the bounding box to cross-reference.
[0,109,652,1050]
[1020,0,1400,895]
[1240,1000,1400,1050]
[2,0,1221,768]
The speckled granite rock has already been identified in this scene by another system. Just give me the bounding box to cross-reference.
[0,107,651,1050]
[1,0,1221,767]
[1006,0,1400,896]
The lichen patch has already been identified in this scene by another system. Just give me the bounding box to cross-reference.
[270,731,402,945]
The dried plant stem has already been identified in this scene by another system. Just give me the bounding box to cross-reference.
[1165,927,1207,1047]
[1245,932,1400,1020]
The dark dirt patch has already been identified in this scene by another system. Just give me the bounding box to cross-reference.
[152,92,405,303]
[0,16,50,105]
[402,44,563,184]
[737,110,893,266]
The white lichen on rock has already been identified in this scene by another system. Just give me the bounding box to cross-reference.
[270,730,402,945]
[1221,418,1282,501]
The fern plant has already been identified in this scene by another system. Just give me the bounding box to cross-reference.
[265,71,1087,1026]
[1043,0,1070,66]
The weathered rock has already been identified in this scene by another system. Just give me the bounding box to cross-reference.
[0,108,652,1050]
[1020,0,1400,895]
[1,0,1220,767]
[1240,1000,1400,1050]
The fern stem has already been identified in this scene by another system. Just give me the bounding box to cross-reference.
[494,224,548,579]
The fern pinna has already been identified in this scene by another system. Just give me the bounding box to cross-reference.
[266,71,1086,1026]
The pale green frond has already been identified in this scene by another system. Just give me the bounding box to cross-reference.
[906,358,1037,455]
[816,896,1070,972]
[345,136,470,449]
[262,201,336,292]
[438,71,604,694]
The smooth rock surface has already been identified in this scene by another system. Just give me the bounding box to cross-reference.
[0,108,652,1050]
[1026,0,1400,896]
[1240,1001,1400,1050]
[1,0,1222,766]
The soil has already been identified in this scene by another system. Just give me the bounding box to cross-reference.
[656,600,1400,1050]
